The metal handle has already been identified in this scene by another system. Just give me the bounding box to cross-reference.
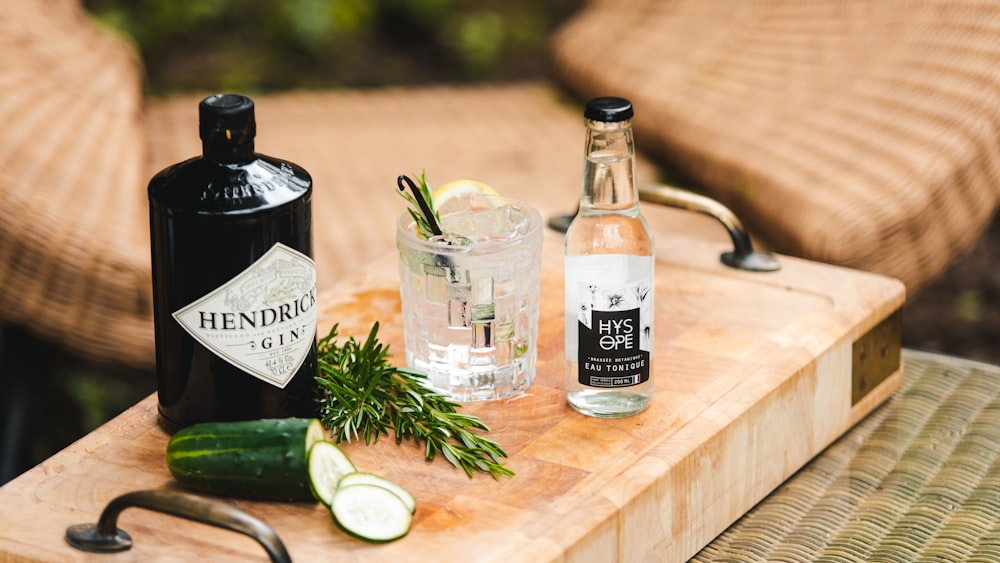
[65,489,292,563]
[546,183,779,272]
[637,182,779,272]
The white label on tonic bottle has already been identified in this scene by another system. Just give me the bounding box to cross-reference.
[173,243,316,389]
[566,254,653,388]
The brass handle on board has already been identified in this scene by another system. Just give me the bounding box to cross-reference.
[65,489,292,563]
[547,182,779,272]
[637,183,779,272]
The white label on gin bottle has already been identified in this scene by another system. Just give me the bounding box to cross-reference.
[173,243,317,389]
[566,254,654,388]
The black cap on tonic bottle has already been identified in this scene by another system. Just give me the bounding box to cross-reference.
[199,93,256,145]
[584,97,634,122]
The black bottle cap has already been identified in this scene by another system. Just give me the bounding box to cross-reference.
[199,93,256,143]
[584,97,634,122]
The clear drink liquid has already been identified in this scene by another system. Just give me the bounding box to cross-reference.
[397,199,543,401]
[565,150,655,418]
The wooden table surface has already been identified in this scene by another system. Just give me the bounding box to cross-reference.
[0,223,905,562]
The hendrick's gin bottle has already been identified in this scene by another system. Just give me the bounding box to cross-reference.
[149,93,318,431]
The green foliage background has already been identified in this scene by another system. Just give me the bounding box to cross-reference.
[84,0,584,95]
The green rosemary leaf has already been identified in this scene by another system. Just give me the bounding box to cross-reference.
[396,170,442,240]
[440,444,467,477]
[315,322,514,479]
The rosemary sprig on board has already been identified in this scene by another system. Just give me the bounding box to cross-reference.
[315,322,514,479]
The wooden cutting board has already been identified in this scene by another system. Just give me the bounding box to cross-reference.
[0,228,904,562]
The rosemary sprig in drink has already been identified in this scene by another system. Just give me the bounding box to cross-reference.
[315,322,514,479]
[396,172,443,239]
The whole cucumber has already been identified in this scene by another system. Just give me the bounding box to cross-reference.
[166,417,325,501]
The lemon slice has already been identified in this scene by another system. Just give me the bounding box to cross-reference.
[432,179,500,215]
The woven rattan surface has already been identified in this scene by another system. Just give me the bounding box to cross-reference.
[692,349,1000,562]
[553,0,1000,295]
[0,0,152,368]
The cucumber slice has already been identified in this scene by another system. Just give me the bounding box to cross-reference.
[307,441,357,507]
[331,484,413,543]
[337,472,416,514]
[304,418,326,451]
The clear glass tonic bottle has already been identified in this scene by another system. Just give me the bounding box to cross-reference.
[564,97,655,418]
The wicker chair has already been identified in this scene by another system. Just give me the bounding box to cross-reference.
[4,1,1000,557]
[0,1,152,369]
[553,0,1000,295]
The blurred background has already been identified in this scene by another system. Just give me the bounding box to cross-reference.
[2,0,997,484]
[84,0,584,95]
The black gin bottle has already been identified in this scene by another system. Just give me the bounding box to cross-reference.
[149,93,318,431]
